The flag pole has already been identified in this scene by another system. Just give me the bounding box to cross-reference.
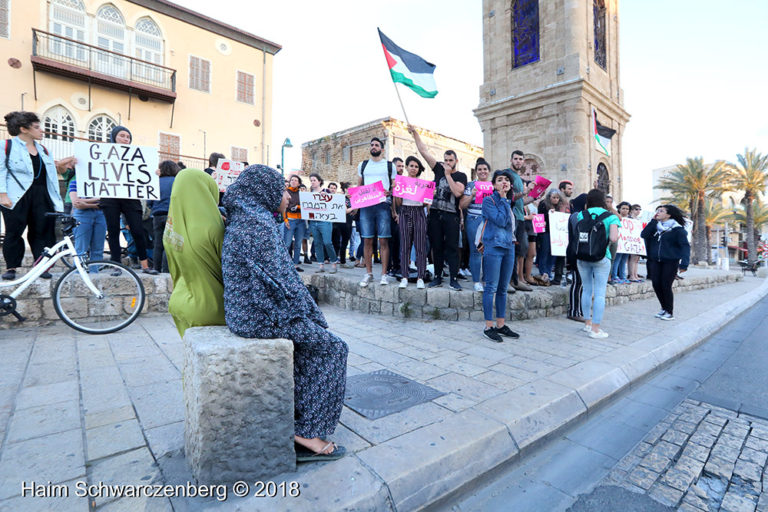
[391,81,411,126]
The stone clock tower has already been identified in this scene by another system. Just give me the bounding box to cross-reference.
[474,0,630,197]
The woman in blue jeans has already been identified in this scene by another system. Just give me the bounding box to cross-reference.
[68,179,106,272]
[480,170,520,343]
[571,189,620,339]
[308,173,337,273]
[459,158,492,292]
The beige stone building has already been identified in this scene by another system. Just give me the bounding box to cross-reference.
[474,0,630,197]
[0,0,279,167]
[300,117,484,185]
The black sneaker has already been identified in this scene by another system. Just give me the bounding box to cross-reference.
[483,327,504,343]
[496,325,520,339]
[142,268,159,275]
[2,269,16,280]
[449,279,462,291]
[41,271,52,279]
[427,277,443,288]
[295,266,304,272]
[303,256,311,265]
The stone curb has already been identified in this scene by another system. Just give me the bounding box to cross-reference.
[213,277,768,512]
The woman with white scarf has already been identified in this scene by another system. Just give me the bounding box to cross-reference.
[641,204,691,321]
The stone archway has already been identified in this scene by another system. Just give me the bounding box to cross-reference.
[596,162,610,194]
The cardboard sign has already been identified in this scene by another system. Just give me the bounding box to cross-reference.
[532,214,546,234]
[474,181,494,204]
[349,181,387,209]
[528,175,551,199]
[299,191,346,223]
[617,217,647,255]
[212,159,245,192]
[74,141,159,200]
[393,175,435,205]
[549,211,570,256]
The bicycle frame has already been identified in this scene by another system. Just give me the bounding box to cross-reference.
[0,236,104,300]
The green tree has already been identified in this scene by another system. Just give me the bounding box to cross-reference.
[656,157,731,264]
[729,148,768,265]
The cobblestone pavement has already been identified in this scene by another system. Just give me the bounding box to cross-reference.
[0,276,764,511]
[605,399,768,512]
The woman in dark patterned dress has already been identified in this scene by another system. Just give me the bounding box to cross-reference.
[222,165,348,462]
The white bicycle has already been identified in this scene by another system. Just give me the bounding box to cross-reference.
[0,214,146,334]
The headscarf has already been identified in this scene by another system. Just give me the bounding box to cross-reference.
[163,169,225,336]
[109,125,132,143]
[222,164,326,338]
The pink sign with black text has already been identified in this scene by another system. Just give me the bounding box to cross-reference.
[349,181,387,209]
[474,181,494,204]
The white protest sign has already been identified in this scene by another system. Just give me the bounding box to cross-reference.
[617,217,647,255]
[211,159,245,192]
[299,191,346,223]
[549,211,570,256]
[74,141,159,200]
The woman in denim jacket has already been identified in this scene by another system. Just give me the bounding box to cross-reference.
[480,170,520,342]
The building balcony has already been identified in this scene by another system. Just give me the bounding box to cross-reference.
[31,29,176,103]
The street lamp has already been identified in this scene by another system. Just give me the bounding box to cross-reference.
[281,138,293,177]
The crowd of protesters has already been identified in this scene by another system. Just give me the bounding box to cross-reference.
[277,135,690,342]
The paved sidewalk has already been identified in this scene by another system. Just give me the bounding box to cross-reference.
[0,274,766,511]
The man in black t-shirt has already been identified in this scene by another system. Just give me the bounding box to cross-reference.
[410,125,467,290]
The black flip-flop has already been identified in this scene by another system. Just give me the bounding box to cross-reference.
[295,442,346,462]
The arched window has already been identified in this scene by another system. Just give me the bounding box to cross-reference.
[593,0,607,69]
[596,163,610,194]
[96,5,127,77]
[134,17,163,82]
[512,0,539,68]
[49,0,87,61]
[43,106,76,141]
[88,115,116,142]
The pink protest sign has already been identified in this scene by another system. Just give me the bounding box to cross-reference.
[617,217,647,255]
[349,181,387,209]
[532,214,546,233]
[474,181,494,204]
[393,175,435,205]
[528,175,552,199]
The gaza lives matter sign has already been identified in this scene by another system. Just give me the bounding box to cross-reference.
[73,141,160,200]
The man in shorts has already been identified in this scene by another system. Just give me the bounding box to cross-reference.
[358,137,397,287]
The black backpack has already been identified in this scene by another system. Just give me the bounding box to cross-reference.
[574,211,612,262]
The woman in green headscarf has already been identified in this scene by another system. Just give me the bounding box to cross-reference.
[163,169,225,336]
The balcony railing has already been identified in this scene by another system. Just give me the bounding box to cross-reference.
[31,29,176,102]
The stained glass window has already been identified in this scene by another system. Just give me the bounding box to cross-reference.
[512,0,539,69]
[594,0,607,69]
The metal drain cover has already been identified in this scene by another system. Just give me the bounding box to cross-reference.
[344,369,445,420]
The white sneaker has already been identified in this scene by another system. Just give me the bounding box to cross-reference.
[473,282,484,292]
[659,312,675,321]
[582,324,592,333]
[588,329,609,339]
[380,275,388,286]
[359,274,373,287]
[399,278,408,288]
[655,309,666,318]
[416,279,425,289]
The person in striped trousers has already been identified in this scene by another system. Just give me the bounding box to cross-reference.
[395,156,429,289]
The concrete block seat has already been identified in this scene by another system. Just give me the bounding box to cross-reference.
[183,326,296,484]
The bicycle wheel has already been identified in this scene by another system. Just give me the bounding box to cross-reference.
[53,260,146,334]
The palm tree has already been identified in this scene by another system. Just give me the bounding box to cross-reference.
[656,157,732,264]
[703,199,731,263]
[729,148,768,265]
[732,198,768,259]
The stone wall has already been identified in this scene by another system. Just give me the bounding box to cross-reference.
[302,270,742,322]
[300,117,484,185]
[0,273,172,329]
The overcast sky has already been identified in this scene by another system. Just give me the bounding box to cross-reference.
[176,0,768,207]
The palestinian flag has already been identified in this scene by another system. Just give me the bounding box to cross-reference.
[592,107,616,157]
[378,28,437,98]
